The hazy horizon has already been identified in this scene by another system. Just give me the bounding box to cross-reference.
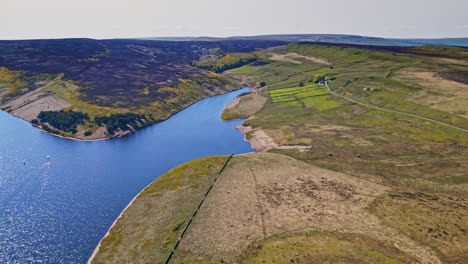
[3,0,468,40]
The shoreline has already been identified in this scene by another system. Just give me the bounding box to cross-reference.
[2,112,111,141]
[35,125,111,142]
[87,87,256,263]
[2,85,246,142]
[235,124,260,151]
[86,179,156,264]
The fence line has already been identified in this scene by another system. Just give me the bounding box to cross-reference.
[164,154,234,264]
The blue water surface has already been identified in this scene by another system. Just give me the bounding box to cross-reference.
[0,87,255,263]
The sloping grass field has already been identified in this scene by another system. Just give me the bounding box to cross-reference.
[227,43,468,263]
[91,43,467,264]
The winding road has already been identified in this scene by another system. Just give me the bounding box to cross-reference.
[325,82,468,133]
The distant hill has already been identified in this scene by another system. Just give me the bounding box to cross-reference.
[142,34,468,47]
[0,38,286,139]
[223,34,410,46]
[138,37,196,41]
[395,38,468,47]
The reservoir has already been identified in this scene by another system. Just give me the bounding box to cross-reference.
[0,87,254,263]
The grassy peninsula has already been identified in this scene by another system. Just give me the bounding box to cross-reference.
[91,43,467,264]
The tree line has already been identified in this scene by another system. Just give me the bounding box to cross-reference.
[196,57,256,73]
[37,110,89,134]
[95,113,146,134]
[34,110,146,135]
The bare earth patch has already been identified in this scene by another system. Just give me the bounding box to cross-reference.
[236,125,309,152]
[248,129,278,150]
[0,81,71,122]
[10,95,71,121]
[269,52,331,65]
[275,145,311,152]
[76,126,109,141]
[224,97,240,110]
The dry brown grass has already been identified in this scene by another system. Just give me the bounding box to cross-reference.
[368,191,468,264]
[395,70,468,118]
[173,152,441,264]
[221,93,269,121]
[90,152,455,264]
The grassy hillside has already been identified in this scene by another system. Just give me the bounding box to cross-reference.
[90,42,467,263]
[226,43,468,263]
[228,43,468,179]
[90,156,228,264]
[93,153,432,264]
[0,39,285,139]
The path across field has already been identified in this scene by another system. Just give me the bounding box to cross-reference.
[325,82,468,133]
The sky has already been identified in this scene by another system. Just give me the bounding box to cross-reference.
[3,0,468,40]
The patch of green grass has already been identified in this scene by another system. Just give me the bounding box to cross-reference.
[427,174,468,185]
[0,67,53,101]
[269,84,329,103]
[269,85,312,94]
[226,65,258,75]
[302,94,342,111]
[196,53,256,73]
[0,67,28,98]
[100,231,122,255]
[243,231,412,264]
[142,156,227,195]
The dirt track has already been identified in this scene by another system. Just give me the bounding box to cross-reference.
[269,52,331,65]
[325,82,468,133]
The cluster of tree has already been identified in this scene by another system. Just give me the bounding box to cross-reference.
[197,57,256,73]
[94,113,146,134]
[38,110,89,134]
[313,75,325,83]
[41,124,60,135]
